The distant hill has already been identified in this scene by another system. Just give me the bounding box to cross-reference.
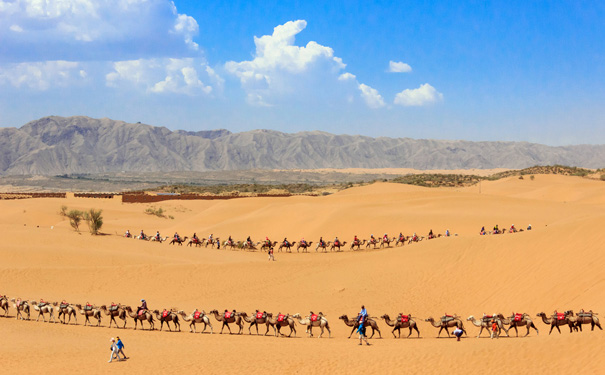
[0,116,603,175]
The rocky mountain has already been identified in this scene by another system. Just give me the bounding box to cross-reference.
[0,116,603,175]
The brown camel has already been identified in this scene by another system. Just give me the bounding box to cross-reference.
[315,241,329,252]
[380,236,397,248]
[380,314,420,338]
[57,303,79,325]
[243,241,261,251]
[267,313,296,337]
[293,313,331,338]
[31,301,56,323]
[124,306,155,330]
[223,240,239,250]
[296,241,313,252]
[1,295,9,317]
[241,311,273,335]
[496,313,539,337]
[209,309,244,334]
[278,241,296,252]
[186,238,204,247]
[75,304,102,327]
[467,315,506,338]
[11,298,30,320]
[329,241,347,252]
[153,309,181,331]
[99,304,126,328]
[350,239,366,251]
[395,235,408,247]
[205,238,221,249]
[536,312,575,334]
[365,238,380,249]
[339,314,382,338]
[569,310,602,332]
[169,236,188,246]
[150,235,168,243]
[425,316,467,337]
[260,241,278,252]
[177,310,213,333]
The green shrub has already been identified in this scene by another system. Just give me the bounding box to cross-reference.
[66,210,83,232]
[84,208,103,235]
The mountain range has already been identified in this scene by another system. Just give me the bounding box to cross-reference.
[0,116,603,175]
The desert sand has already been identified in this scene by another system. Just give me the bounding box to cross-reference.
[1,173,604,374]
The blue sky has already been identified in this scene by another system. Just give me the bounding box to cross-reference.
[0,0,603,145]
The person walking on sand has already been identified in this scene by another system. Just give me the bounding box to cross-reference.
[116,336,127,359]
[357,313,370,346]
[268,247,275,261]
[454,327,463,341]
[490,320,499,339]
[108,338,121,363]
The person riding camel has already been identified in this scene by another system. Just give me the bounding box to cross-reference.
[446,229,450,237]
[283,237,288,246]
[228,235,233,245]
[137,299,148,314]
[174,232,180,241]
[300,238,306,246]
[140,230,146,239]
[155,231,160,241]
[192,233,199,244]
[85,301,92,311]
[334,237,340,246]
[265,237,271,247]
[399,232,404,241]
[208,233,213,244]
[353,235,359,245]
[383,233,388,242]
[510,224,516,233]
[428,229,434,239]
[246,236,252,247]
[125,230,131,238]
[370,234,375,243]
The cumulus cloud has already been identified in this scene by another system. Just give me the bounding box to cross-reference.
[394,83,443,106]
[106,58,213,95]
[0,0,199,62]
[338,72,356,81]
[0,60,84,90]
[388,61,412,73]
[225,20,347,105]
[358,83,385,109]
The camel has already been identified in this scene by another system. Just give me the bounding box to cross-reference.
[536,312,575,334]
[124,306,155,330]
[31,301,56,323]
[569,310,602,332]
[267,313,296,337]
[169,236,188,246]
[223,240,239,250]
[209,309,244,334]
[153,309,181,331]
[75,304,102,327]
[380,237,396,248]
[339,314,382,339]
[365,238,380,249]
[329,241,347,252]
[425,316,466,338]
[296,241,313,252]
[177,310,213,333]
[150,236,168,243]
[99,304,126,328]
[395,235,408,246]
[496,313,539,337]
[278,241,296,252]
[260,241,278,252]
[293,313,331,338]
[315,241,329,252]
[136,235,150,240]
[467,315,506,338]
[0,295,9,317]
[242,241,261,251]
[350,239,366,251]
[186,237,204,247]
[380,314,420,338]
[11,298,30,320]
[240,311,273,335]
[407,235,424,244]
[205,238,221,249]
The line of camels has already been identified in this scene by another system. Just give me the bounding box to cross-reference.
[1,297,600,339]
[126,231,452,252]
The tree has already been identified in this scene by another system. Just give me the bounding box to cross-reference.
[84,208,103,235]
[66,210,83,232]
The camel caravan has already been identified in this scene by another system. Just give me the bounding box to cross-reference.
[125,229,460,253]
[1,295,600,341]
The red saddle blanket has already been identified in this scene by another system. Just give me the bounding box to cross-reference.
[194,311,201,320]
[277,314,285,322]
[162,310,169,318]
[310,314,318,322]
[514,313,523,322]
[224,312,232,319]
[556,313,565,320]
[399,315,409,323]
[256,312,264,320]
[138,310,145,316]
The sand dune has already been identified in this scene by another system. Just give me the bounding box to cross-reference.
[0,174,603,374]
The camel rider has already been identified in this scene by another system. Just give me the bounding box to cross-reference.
[494,224,499,232]
[283,237,288,246]
[155,231,160,241]
[446,229,450,237]
[370,234,375,243]
[137,299,148,314]
[354,235,359,245]
[192,233,199,243]
[319,237,324,246]
[85,301,92,311]
[399,232,404,241]
[527,224,532,230]
[300,238,306,246]
[428,229,433,238]
[174,232,180,241]
[383,233,388,242]
[510,224,516,232]
[265,237,271,247]
[334,237,339,246]
[359,305,368,321]
[125,230,131,238]
[228,235,233,245]
[208,234,213,243]
[140,230,146,239]
[247,236,252,246]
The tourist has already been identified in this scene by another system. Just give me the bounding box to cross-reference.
[108,338,121,363]
[453,327,463,341]
[116,336,127,359]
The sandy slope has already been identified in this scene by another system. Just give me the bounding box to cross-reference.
[0,174,603,374]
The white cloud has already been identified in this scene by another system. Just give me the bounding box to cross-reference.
[0,0,199,62]
[0,60,84,90]
[394,83,443,106]
[106,58,213,95]
[388,61,412,73]
[338,72,356,81]
[225,20,347,105]
[358,83,385,109]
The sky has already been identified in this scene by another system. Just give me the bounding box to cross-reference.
[0,0,604,146]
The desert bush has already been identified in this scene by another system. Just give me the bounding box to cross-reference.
[600,174,605,181]
[84,208,103,235]
[59,205,68,217]
[530,175,535,180]
[66,210,83,231]
[145,206,166,218]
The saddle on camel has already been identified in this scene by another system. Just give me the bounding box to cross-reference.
[277,313,286,322]
[194,310,202,320]
[311,313,319,322]
[399,314,410,323]
[39,299,49,308]
[224,310,234,319]
[60,300,69,309]
[256,311,266,320]
[441,314,456,323]
[578,309,596,318]
[84,302,93,311]
[555,311,566,321]
[513,313,524,322]
[162,309,170,318]
[109,303,119,312]
[481,314,495,323]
